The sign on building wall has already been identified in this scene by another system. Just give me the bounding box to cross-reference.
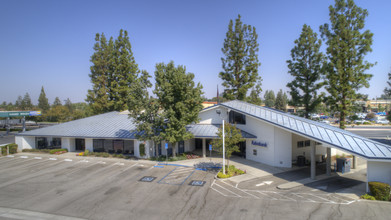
[252,140,267,147]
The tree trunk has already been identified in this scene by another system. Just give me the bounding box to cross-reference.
[172,142,176,157]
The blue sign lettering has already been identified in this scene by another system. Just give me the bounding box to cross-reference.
[252,140,267,147]
[165,143,168,149]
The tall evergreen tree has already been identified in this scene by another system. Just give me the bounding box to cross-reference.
[38,86,50,112]
[154,61,204,157]
[247,80,262,105]
[264,90,276,107]
[86,29,139,114]
[287,24,324,118]
[15,96,23,109]
[220,14,261,100]
[64,98,73,112]
[275,89,287,111]
[21,93,33,110]
[53,97,62,106]
[383,70,391,97]
[320,0,374,129]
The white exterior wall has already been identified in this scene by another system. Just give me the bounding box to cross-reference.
[273,127,292,167]
[292,134,327,162]
[199,107,228,124]
[236,115,275,167]
[134,140,140,157]
[367,161,391,191]
[185,139,194,152]
[15,136,35,151]
[61,138,75,152]
[85,138,93,152]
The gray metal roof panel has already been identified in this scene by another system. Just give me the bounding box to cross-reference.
[18,112,141,139]
[186,124,257,139]
[220,100,391,160]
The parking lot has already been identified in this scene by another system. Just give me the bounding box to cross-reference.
[1,154,391,220]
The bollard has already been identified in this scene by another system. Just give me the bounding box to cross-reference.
[7,145,9,155]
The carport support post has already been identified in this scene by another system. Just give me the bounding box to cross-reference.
[352,155,357,169]
[22,116,26,132]
[326,147,331,176]
[202,138,206,158]
[311,142,316,180]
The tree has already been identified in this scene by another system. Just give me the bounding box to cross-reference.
[247,80,262,105]
[21,93,33,110]
[86,30,139,114]
[264,90,276,107]
[53,97,62,106]
[154,61,204,157]
[128,70,165,157]
[38,86,50,112]
[320,0,375,129]
[46,105,70,122]
[211,122,244,171]
[219,14,261,101]
[15,96,23,109]
[287,24,324,118]
[64,98,73,112]
[275,89,287,111]
[383,70,391,98]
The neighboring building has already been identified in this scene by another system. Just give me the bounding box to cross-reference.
[15,100,391,189]
[202,101,218,109]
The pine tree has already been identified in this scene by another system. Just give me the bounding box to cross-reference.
[15,96,23,109]
[53,97,62,106]
[154,61,204,157]
[275,89,287,111]
[383,70,391,97]
[247,80,262,105]
[21,93,33,110]
[287,24,324,118]
[220,14,261,100]
[86,30,140,114]
[38,86,50,112]
[264,90,276,107]
[320,0,374,129]
[64,98,73,112]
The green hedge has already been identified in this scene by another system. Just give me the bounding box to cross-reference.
[22,149,51,153]
[49,148,68,154]
[139,144,145,157]
[368,181,391,201]
[1,143,18,155]
[360,194,376,200]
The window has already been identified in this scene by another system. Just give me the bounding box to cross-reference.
[93,139,104,152]
[297,141,304,148]
[52,138,61,148]
[253,149,257,156]
[305,140,311,147]
[229,111,246,124]
[36,137,48,149]
[297,140,311,148]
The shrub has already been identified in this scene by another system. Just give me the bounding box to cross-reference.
[1,144,18,155]
[84,149,90,156]
[139,144,145,156]
[360,194,376,200]
[49,148,68,154]
[217,172,231,178]
[368,181,391,201]
[22,149,50,153]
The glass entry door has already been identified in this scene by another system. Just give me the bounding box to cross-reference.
[75,139,85,151]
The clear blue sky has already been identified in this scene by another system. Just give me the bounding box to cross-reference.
[0,0,390,104]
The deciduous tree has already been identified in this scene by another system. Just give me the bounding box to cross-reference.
[154,61,204,157]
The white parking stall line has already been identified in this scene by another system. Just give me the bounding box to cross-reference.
[96,161,106,165]
[76,159,89,163]
[291,193,316,202]
[219,180,260,199]
[34,157,42,160]
[171,170,194,175]
[328,194,354,204]
[49,158,57,161]
[305,193,337,204]
[213,182,242,197]
[274,192,297,202]
[20,156,28,159]
[64,159,73,162]
[114,162,124,166]
[121,163,139,172]
[6,155,14,158]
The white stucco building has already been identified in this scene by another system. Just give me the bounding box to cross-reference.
[15,100,391,189]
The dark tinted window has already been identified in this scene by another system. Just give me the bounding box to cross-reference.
[229,111,246,124]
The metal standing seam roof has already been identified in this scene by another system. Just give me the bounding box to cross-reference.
[220,100,391,161]
[186,124,257,139]
[17,112,141,139]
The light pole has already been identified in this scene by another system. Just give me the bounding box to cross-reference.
[216,109,225,175]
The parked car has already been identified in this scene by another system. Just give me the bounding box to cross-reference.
[376,119,390,124]
[354,119,367,124]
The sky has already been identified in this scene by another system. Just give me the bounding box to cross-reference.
[0,0,390,105]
